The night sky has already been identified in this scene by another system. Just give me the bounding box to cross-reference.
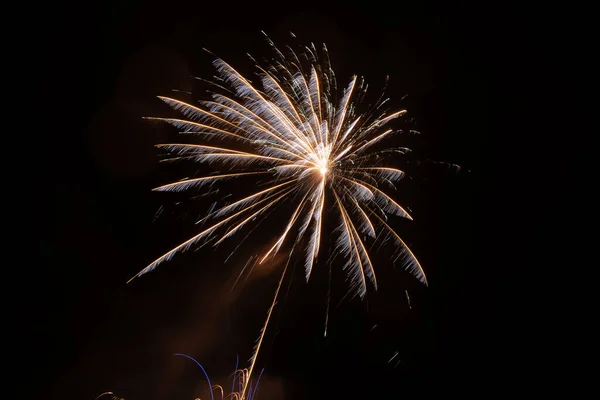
[25,1,581,399]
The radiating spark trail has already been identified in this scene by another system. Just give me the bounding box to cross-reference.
[130,32,428,298]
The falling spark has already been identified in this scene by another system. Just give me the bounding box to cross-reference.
[405,289,411,309]
[129,32,428,299]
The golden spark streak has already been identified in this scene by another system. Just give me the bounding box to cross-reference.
[143,117,251,143]
[204,98,307,157]
[367,209,428,286]
[347,175,413,220]
[214,188,296,245]
[260,191,311,263]
[256,65,319,144]
[331,76,357,147]
[215,60,316,155]
[350,195,377,238]
[128,184,294,283]
[304,178,326,279]
[152,172,269,192]
[333,189,369,294]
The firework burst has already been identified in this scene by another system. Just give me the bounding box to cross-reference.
[129,32,427,298]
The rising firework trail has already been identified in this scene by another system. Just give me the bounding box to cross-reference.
[240,249,291,399]
[128,32,428,298]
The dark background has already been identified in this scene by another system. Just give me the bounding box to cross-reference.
[23,0,583,398]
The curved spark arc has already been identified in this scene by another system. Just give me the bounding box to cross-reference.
[130,33,428,296]
[174,354,263,400]
[174,353,215,400]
